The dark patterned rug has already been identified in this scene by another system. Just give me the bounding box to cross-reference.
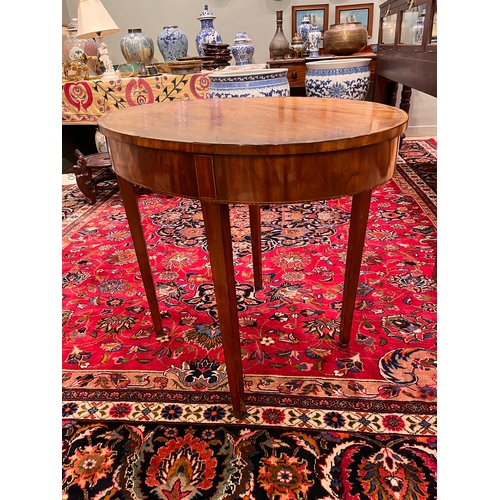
[62,139,437,500]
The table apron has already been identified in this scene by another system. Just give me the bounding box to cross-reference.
[107,137,400,204]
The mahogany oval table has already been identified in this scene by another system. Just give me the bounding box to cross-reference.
[98,97,408,419]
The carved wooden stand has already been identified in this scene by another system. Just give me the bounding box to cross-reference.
[73,149,116,204]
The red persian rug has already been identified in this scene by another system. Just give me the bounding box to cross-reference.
[62,139,437,499]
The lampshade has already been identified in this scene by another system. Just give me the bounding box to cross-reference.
[76,0,120,39]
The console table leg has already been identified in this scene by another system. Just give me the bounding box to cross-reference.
[201,201,246,419]
[339,189,372,347]
[249,204,263,291]
[116,175,163,336]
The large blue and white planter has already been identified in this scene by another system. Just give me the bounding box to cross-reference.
[120,29,154,64]
[208,68,290,99]
[195,5,223,56]
[305,58,371,100]
[157,25,188,61]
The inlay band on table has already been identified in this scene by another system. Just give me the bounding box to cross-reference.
[99,97,408,418]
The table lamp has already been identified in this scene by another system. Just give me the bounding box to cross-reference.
[76,0,120,80]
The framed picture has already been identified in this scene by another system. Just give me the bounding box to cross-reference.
[335,3,374,38]
[292,4,330,37]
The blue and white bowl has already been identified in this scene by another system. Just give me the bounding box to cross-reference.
[305,58,371,100]
[208,68,290,98]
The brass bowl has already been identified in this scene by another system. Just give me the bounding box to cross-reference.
[323,22,367,56]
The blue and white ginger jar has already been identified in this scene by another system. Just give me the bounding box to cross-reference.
[231,32,255,66]
[120,28,154,64]
[305,58,371,100]
[195,4,223,56]
[157,25,188,61]
[297,15,312,52]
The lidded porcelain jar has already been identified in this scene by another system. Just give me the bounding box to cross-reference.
[157,25,188,61]
[231,32,255,66]
[297,15,312,53]
[120,28,154,64]
[62,18,98,75]
[195,5,223,56]
[305,58,371,100]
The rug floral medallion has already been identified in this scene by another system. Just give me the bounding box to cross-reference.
[62,140,437,499]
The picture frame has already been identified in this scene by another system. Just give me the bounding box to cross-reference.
[335,3,374,38]
[291,4,330,37]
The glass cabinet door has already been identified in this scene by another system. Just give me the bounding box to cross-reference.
[381,13,397,44]
[401,4,423,44]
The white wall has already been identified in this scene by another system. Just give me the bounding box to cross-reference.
[64,0,436,136]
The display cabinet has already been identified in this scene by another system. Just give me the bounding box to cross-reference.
[374,0,436,109]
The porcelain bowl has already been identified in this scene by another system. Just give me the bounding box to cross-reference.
[208,68,290,98]
[305,58,371,100]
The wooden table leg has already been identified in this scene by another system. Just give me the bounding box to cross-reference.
[248,204,263,291]
[116,175,163,336]
[339,189,372,347]
[201,201,246,419]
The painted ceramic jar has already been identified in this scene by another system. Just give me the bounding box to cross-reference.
[231,32,255,66]
[157,25,188,61]
[120,28,154,64]
[305,58,371,100]
[297,15,312,52]
[62,18,98,75]
[195,5,223,57]
[208,68,290,98]
[308,25,322,58]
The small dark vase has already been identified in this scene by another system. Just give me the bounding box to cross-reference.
[269,10,289,60]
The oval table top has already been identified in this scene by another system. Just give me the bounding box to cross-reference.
[98,97,408,156]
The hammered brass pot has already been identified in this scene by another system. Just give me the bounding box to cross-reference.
[323,22,368,56]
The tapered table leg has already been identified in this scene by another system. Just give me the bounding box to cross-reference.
[201,201,246,419]
[339,189,372,346]
[116,176,163,336]
[248,204,263,291]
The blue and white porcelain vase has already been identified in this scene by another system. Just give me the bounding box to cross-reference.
[120,29,154,64]
[157,25,188,61]
[297,15,312,53]
[308,25,322,58]
[231,32,255,66]
[412,9,426,45]
[195,5,222,56]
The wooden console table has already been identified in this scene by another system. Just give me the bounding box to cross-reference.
[98,97,408,418]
